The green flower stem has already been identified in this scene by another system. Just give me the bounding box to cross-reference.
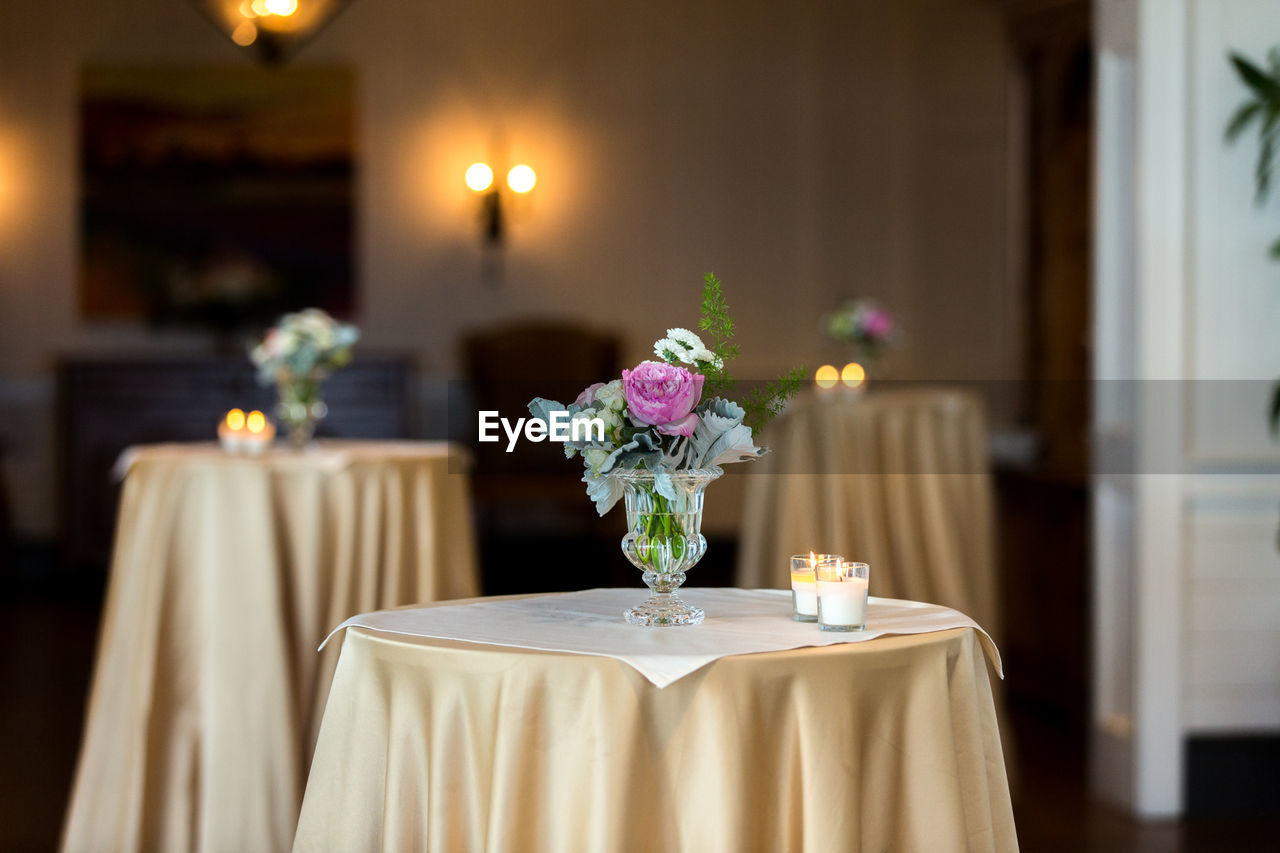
[636,487,688,571]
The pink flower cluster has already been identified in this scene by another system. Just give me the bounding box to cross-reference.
[860,307,894,340]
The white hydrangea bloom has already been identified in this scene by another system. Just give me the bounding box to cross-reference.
[666,328,706,351]
[596,379,625,411]
[564,444,578,459]
[596,408,622,431]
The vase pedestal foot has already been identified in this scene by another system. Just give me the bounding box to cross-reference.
[624,592,704,626]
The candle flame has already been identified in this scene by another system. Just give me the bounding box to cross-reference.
[841,362,866,388]
[809,551,816,569]
[246,411,267,434]
[225,408,246,431]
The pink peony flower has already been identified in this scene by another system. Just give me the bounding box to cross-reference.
[862,308,894,339]
[622,361,704,436]
[574,382,605,408]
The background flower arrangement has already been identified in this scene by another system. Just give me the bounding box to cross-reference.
[250,308,359,446]
[823,298,898,364]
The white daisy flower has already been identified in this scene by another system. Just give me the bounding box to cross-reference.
[690,347,723,370]
[666,328,705,351]
[653,337,685,363]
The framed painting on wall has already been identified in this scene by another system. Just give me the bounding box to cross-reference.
[79,65,355,331]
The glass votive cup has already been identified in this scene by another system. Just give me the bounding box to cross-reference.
[817,561,870,632]
[789,553,842,622]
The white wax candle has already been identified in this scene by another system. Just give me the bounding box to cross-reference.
[790,574,817,616]
[817,577,869,627]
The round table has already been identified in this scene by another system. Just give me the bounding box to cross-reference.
[293,599,1017,852]
[62,441,480,853]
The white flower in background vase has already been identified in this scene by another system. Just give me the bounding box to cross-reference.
[249,308,359,448]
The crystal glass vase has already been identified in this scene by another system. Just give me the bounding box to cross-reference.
[610,466,722,626]
[275,370,329,449]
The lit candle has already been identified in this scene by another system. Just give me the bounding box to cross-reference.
[817,561,870,631]
[240,410,275,455]
[840,362,865,391]
[218,408,275,454]
[790,553,840,622]
[218,408,247,453]
[814,364,839,391]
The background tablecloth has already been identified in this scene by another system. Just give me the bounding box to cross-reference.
[738,389,999,644]
[293,599,1017,852]
[62,441,479,853]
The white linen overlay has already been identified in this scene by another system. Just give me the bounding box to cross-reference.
[322,588,1002,688]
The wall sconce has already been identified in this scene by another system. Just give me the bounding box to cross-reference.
[466,161,536,246]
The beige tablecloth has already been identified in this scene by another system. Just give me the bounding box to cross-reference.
[62,441,480,853]
[738,389,999,643]
[293,597,1017,852]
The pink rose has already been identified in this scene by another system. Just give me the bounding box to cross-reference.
[622,361,704,437]
[574,382,605,408]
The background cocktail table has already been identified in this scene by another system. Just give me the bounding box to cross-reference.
[62,441,479,853]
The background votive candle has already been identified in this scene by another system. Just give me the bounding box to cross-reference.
[218,408,247,453]
[240,410,275,455]
[789,553,841,622]
[817,561,870,631]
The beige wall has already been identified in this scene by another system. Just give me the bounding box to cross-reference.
[0,0,1014,536]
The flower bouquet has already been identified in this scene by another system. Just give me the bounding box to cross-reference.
[250,308,359,447]
[823,298,897,364]
[528,274,804,625]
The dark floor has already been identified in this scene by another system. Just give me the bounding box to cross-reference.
[3,584,1280,852]
[0,592,101,853]
[1009,697,1280,852]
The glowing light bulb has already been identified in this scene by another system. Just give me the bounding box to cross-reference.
[231,21,258,45]
[840,362,865,388]
[225,408,246,431]
[814,364,838,389]
[507,164,536,193]
[265,0,298,14]
[239,0,257,17]
[246,411,267,434]
[251,0,271,16]
[465,162,494,192]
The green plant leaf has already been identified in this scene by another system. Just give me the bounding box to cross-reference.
[1256,134,1275,200]
[1270,382,1280,437]
[1231,53,1280,99]
[1262,106,1280,141]
[1226,101,1264,141]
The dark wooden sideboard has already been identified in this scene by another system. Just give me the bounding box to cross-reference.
[58,354,415,573]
